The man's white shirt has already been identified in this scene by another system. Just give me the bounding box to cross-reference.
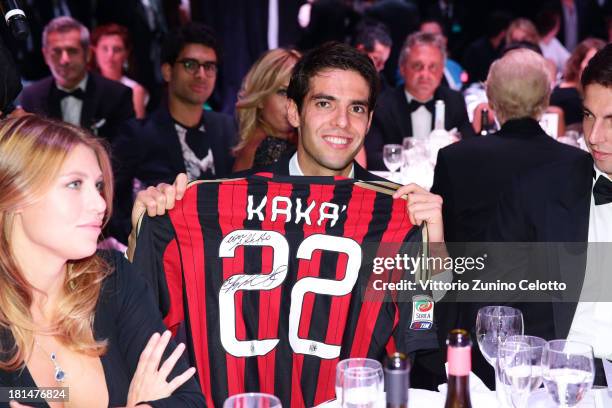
[568,167,612,360]
[404,90,432,139]
[58,75,87,126]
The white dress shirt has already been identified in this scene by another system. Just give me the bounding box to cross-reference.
[58,75,87,126]
[289,152,354,178]
[568,167,612,359]
[404,90,432,139]
[539,37,571,74]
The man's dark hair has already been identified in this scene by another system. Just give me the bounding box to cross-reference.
[287,41,379,113]
[535,8,560,37]
[161,23,221,65]
[353,21,392,51]
[486,11,512,38]
[581,44,612,89]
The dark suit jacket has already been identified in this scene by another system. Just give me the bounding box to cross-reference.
[18,73,135,143]
[430,118,590,388]
[555,0,605,48]
[488,153,594,331]
[110,106,237,244]
[432,118,589,243]
[365,85,475,170]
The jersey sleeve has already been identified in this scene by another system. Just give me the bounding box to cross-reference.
[393,226,440,355]
[131,214,185,333]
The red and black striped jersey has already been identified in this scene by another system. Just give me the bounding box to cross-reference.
[131,174,437,407]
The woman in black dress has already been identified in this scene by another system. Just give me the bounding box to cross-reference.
[0,116,204,407]
[551,38,606,128]
[233,48,301,171]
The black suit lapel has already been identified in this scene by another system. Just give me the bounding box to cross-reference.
[80,75,97,131]
[47,82,63,120]
[154,108,188,174]
[393,88,413,140]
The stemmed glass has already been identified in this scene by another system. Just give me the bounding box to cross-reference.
[335,358,383,406]
[497,335,546,407]
[476,306,524,405]
[223,393,282,408]
[383,144,402,183]
[542,340,595,407]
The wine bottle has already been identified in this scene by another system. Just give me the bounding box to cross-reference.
[479,108,490,136]
[385,352,409,408]
[444,329,472,408]
[429,100,451,160]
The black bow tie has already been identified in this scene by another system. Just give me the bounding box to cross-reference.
[57,88,85,100]
[408,99,435,114]
[593,175,612,205]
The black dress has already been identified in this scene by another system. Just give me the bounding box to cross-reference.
[550,86,583,126]
[0,251,205,408]
[252,136,296,168]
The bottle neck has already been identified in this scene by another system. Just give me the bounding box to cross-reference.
[434,102,445,130]
[446,374,471,405]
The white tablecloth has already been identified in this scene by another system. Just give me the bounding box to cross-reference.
[317,387,612,407]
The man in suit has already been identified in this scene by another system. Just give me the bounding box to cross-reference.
[486,44,612,386]
[429,48,589,388]
[365,31,474,170]
[110,23,237,244]
[129,43,447,371]
[18,16,135,142]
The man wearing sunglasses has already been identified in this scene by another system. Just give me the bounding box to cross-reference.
[110,23,237,244]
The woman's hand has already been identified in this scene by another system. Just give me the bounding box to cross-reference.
[126,331,196,407]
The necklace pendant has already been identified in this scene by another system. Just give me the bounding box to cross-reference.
[54,367,66,382]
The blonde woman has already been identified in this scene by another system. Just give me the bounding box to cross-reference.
[233,48,301,172]
[505,18,540,46]
[0,116,203,407]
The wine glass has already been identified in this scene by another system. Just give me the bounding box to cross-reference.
[341,366,383,408]
[223,392,282,408]
[497,335,546,408]
[476,306,524,406]
[476,306,524,367]
[401,137,413,170]
[336,358,383,405]
[383,144,402,182]
[542,340,595,407]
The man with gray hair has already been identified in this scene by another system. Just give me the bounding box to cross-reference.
[430,48,588,388]
[365,31,474,170]
[19,16,134,142]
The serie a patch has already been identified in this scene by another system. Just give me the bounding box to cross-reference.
[410,295,434,330]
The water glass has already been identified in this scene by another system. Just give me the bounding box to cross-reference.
[336,358,383,405]
[342,366,383,408]
[497,335,546,407]
[223,392,282,408]
[542,340,594,407]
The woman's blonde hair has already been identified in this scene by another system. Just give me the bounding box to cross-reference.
[0,115,113,370]
[505,18,540,46]
[234,48,301,153]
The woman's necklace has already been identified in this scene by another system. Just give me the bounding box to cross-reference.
[34,339,67,383]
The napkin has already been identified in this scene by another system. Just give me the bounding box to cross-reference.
[437,363,498,407]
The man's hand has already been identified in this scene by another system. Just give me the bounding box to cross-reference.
[393,183,444,242]
[130,173,188,231]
